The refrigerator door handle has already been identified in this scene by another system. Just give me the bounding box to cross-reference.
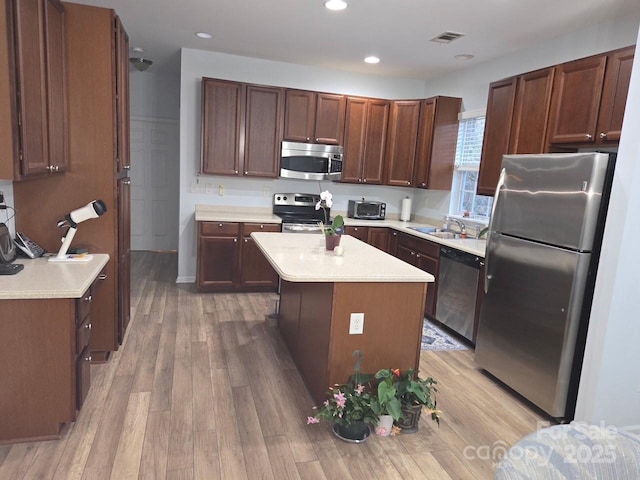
[485,167,506,293]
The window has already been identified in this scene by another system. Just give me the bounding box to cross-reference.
[450,114,493,218]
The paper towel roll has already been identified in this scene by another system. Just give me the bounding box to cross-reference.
[400,197,412,221]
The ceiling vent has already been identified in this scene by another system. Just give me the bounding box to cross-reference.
[430,31,465,44]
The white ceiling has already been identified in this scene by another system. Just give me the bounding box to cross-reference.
[73,0,638,78]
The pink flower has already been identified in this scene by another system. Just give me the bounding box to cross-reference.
[355,384,365,394]
[306,416,320,424]
[376,426,388,436]
[334,391,346,408]
[324,400,330,407]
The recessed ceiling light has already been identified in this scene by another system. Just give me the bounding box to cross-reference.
[196,32,214,39]
[455,54,474,60]
[324,0,348,11]
[364,56,380,64]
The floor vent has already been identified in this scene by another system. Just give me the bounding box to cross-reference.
[430,31,465,44]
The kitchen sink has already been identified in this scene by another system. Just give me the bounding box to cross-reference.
[408,226,438,234]
[427,231,458,239]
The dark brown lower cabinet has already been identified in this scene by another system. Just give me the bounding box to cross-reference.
[395,233,440,318]
[367,227,390,252]
[0,266,106,443]
[197,221,280,292]
[344,225,368,241]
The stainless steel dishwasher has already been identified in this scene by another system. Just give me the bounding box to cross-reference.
[435,246,482,342]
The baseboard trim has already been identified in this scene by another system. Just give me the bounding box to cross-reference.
[176,276,196,284]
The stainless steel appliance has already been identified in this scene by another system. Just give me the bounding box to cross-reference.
[273,193,330,233]
[280,142,343,181]
[347,200,386,220]
[435,247,482,342]
[475,152,614,420]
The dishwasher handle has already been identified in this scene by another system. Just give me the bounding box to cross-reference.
[439,246,482,270]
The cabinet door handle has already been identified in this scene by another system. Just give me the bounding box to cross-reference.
[600,132,607,139]
[46,165,53,172]
[86,355,92,362]
[416,254,421,259]
[410,252,415,256]
[98,273,108,280]
[219,223,223,227]
[358,179,362,183]
[244,239,248,243]
[244,171,248,174]
[233,238,238,243]
[86,323,92,330]
[363,179,367,183]
[124,165,131,170]
[585,134,593,140]
[260,225,264,229]
[392,232,397,236]
[88,295,92,302]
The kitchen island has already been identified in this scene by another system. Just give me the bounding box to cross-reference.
[252,232,434,404]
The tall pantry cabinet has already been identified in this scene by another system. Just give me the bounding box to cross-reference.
[13,3,131,361]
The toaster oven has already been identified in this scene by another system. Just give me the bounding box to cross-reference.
[347,200,386,220]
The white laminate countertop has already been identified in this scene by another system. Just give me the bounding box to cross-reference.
[0,254,110,300]
[195,204,281,224]
[252,232,434,283]
[195,204,486,257]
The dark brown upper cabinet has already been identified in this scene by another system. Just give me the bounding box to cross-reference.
[596,45,635,143]
[547,55,607,145]
[476,77,517,196]
[283,89,345,145]
[342,97,389,184]
[477,68,555,196]
[547,45,634,146]
[0,0,67,180]
[244,85,284,177]
[201,78,244,176]
[384,100,421,187]
[201,79,283,178]
[115,15,130,174]
[413,96,462,190]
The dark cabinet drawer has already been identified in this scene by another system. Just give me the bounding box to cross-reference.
[242,223,281,235]
[76,289,92,325]
[76,345,92,409]
[76,315,91,354]
[200,221,240,236]
[398,233,440,258]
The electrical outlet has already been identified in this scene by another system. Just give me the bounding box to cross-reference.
[349,313,364,335]
[205,183,213,193]
[218,184,225,196]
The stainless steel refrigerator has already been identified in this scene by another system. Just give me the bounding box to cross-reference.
[475,152,614,420]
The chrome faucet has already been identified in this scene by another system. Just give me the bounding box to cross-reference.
[449,219,466,235]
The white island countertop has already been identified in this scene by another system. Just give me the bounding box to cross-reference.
[0,254,109,300]
[252,232,434,283]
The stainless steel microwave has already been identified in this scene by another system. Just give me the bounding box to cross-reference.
[280,141,343,181]
[347,200,386,220]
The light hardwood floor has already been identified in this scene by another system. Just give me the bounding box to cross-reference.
[0,251,546,479]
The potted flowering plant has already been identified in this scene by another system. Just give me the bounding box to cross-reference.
[306,375,378,442]
[370,368,403,436]
[315,190,344,250]
[395,368,440,433]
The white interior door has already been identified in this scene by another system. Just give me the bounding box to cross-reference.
[130,117,179,251]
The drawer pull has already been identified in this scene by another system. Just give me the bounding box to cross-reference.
[219,223,223,227]
[585,134,593,140]
[86,323,92,330]
[600,132,607,139]
[244,239,248,243]
[233,238,238,243]
[260,225,264,229]
[86,355,92,362]
[88,295,92,302]
[98,273,107,280]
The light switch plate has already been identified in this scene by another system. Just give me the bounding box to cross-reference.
[349,313,364,335]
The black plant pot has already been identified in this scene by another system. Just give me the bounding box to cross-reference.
[332,421,371,443]
[395,404,422,434]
